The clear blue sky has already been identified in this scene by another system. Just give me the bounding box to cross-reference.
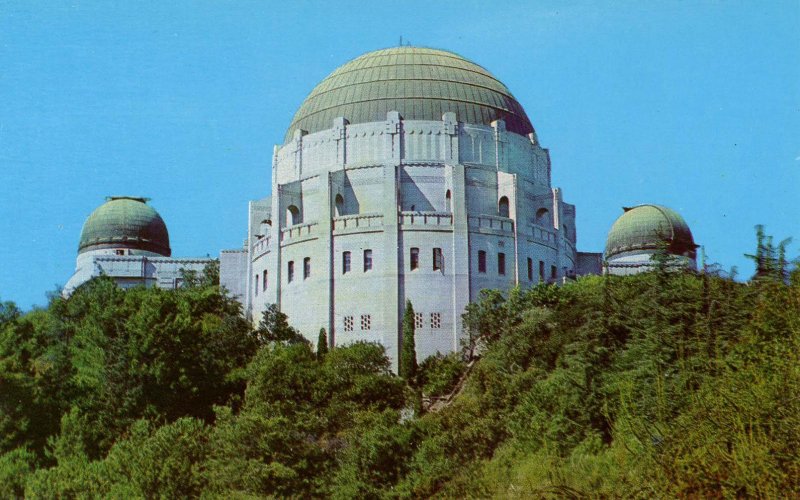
[1,1,798,310]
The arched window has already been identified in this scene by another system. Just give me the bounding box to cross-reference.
[535,208,550,225]
[286,205,300,226]
[334,194,344,217]
[445,190,452,212]
[259,219,271,236]
[498,196,510,218]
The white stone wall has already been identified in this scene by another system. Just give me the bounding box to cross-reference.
[64,252,212,295]
[606,250,697,276]
[230,112,582,370]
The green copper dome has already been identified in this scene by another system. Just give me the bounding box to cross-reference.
[78,197,171,256]
[605,205,697,259]
[285,46,535,143]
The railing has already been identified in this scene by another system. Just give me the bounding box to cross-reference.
[562,237,576,255]
[399,211,453,226]
[281,221,317,241]
[333,213,383,231]
[530,223,557,244]
[251,236,270,259]
[468,214,514,233]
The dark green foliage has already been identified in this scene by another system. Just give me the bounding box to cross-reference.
[179,259,220,288]
[317,327,328,359]
[0,447,36,498]
[203,341,405,497]
[1,225,798,497]
[400,299,418,382]
[418,352,466,398]
[256,303,307,344]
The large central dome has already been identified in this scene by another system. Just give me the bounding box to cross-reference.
[285,46,534,143]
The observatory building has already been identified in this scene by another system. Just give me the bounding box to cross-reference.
[604,204,698,275]
[220,46,602,367]
[64,196,213,295]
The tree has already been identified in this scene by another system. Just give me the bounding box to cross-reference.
[400,300,418,382]
[256,304,306,344]
[317,328,328,359]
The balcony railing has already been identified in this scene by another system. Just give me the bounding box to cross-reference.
[399,211,453,226]
[333,213,383,231]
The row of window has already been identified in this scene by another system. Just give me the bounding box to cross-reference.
[343,314,371,332]
[476,251,558,281]
[414,312,442,329]
[343,312,443,332]
[255,251,561,295]
[410,247,444,272]
[343,249,372,273]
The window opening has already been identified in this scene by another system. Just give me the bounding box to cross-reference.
[433,247,444,272]
[498,252,506,275]
[499,196,510,217]
[363,249,373,272]
[335,194,344,217]
[343,251,351,274]
[361,314,371,330]
[303,257,311,279]
[414,312,424,329]
[344,315,354,332]
[287,261,294,283]
[527,258,533,281]
[478,250,487,273]
[286,205,301,226]
[430,312,442,329]
[410,247,419,270]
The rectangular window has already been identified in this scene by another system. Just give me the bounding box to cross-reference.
[498,252,506,275]
[343,251,351,274]
[477,250,487,273]
[410,247,419,270]
[363,249,373,272]
[344,315,354,332]
[263,270,268,291]
[433,247,443,272]
[254,274,259,295]
[527,258,533,281]
[361,314,371,330]
[430,312,441,329]
[539,260,545,282]
[287,261,294,283]
[115,249,125,256]
[303,257,311,279]
[551,265,557,280]
[414,312,424,329]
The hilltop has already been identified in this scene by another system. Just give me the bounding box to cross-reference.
[0,244,798,497]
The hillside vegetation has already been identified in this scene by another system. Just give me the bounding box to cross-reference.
[0,241,798,498]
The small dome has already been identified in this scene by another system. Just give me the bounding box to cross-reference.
[78,197,171,256]
[285,46,535,143]
[605,204,697,259]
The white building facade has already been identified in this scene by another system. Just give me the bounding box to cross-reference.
[65,196,212,295]
[221,47,601,368]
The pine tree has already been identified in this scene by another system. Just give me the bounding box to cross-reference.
[400,300,418,382]
[317,328,328,359]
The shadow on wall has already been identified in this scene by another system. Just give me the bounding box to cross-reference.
[400,169,436,212]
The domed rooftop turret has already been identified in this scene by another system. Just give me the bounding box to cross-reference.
[605,204,697,259]
[78,197,171,256]
[285,46,535,143]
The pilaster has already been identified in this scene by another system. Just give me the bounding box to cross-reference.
[382,111,402,371]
